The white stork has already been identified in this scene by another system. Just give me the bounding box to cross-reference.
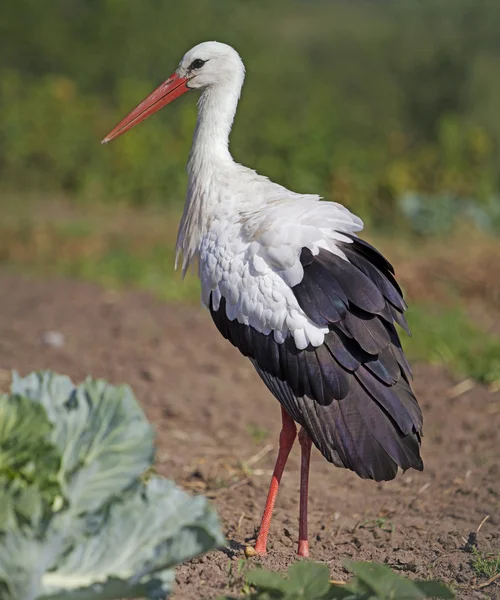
[102,41,423,558]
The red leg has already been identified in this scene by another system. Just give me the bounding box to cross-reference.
[253,407,297,555]
[297,427,312,557]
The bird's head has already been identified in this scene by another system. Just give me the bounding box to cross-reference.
[101,41,244,144]
[178,41,245,90]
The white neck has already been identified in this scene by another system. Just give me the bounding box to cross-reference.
[176,75,244,273]
[190,81,240,165]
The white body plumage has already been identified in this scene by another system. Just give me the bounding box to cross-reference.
[196,180,363,349]
[173,42,363,350]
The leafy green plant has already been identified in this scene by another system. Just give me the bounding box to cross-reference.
[220,561,454,600]
[226,558,253,596]
[0,393,62,529]
[471,548,500,580]
[0,371,225,600]
[359,518,395,534]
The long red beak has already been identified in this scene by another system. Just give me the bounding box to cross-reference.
[101,73,190,144]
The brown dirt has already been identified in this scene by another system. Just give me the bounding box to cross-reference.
[0,272,498,599]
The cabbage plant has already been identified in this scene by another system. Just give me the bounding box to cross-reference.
[0,371,225,600]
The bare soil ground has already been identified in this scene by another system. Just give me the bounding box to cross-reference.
[0,272,498,599]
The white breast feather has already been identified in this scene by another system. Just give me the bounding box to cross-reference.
[199,195,363,350]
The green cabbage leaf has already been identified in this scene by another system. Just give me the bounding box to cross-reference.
[0,371,224,600]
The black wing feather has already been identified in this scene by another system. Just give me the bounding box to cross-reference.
[208,235,423,482]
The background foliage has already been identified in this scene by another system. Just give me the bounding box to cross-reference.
[1,0,500,231]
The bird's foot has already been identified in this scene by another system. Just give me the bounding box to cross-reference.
[297,539,309,557]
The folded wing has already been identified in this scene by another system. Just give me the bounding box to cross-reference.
[207,203,423,481]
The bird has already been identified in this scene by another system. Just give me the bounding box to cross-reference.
[102,41,423,558]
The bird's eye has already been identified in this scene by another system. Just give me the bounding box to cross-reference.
[189,59,206,70]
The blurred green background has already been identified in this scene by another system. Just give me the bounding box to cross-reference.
[1,0,500,230]
[1,0,499,382]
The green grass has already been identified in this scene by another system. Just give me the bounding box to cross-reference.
[246,424,269,445]
[7,238,200,303]
[61,243,200,303]
[471,548,500,580]
[0,199,200,303]
[359,517,395,534]
[404,305,500,384]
